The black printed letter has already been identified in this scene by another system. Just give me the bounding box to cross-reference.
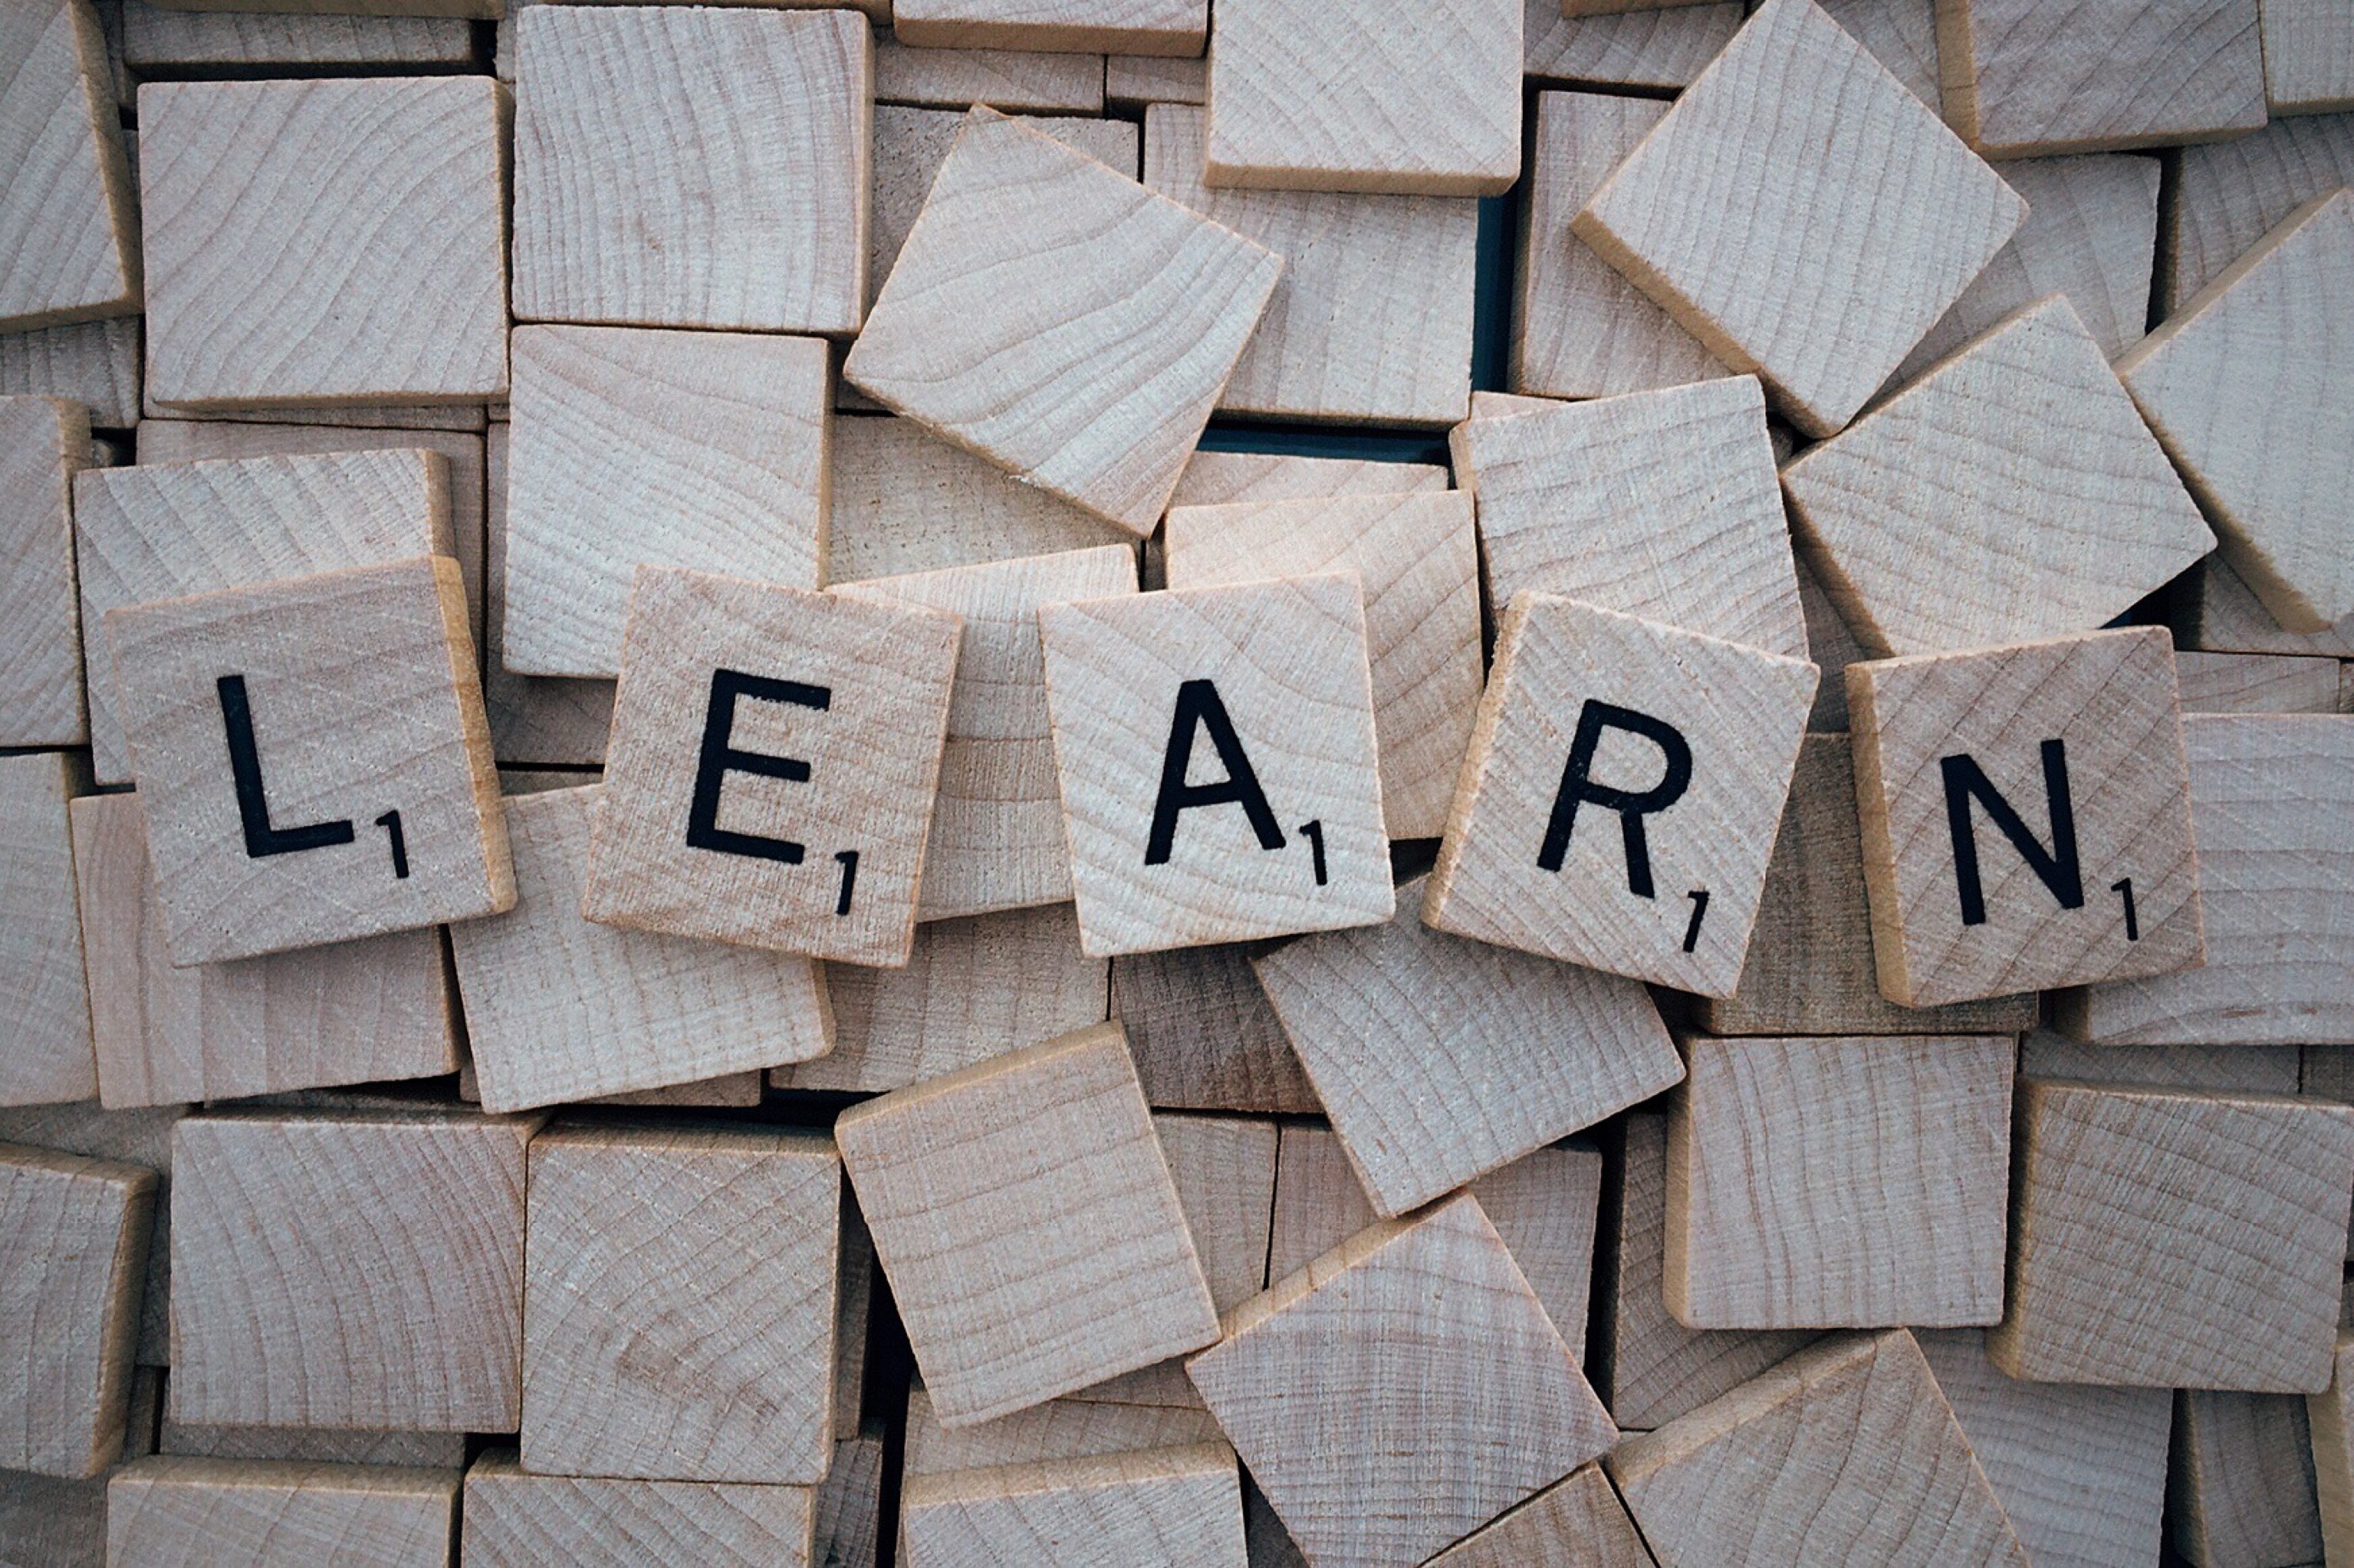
[1145,679,1285,866]
[218,674,354,860]
[1537,700,1693,899]
[685,669,830,865]
[1940,738,2083,927]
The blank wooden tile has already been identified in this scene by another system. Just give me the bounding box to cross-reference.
[523,1125,837,1484]
[2172,1389,2326,1566]
[2168,113,2354,317]
[1524,0,1742,90]
[169,1109,541,1429]
[512,7,868,334]
[2263,0,2354,113]
[1426,594,1817,996]
[872,35,1103,111]
[1934,0,2266,156]
[1165,449,1447,509]
[1471,1146,1606,1363]
[2313,1337,2354,1564]
[120,0,468,67]
[837,1023,1218,1426]
[1144,104,1478,425]
[1264,1122,1374,1284]
[1849,626,2202,1006]
[1991,1079,2354,1390]
[2176,650,2347,712]
[1574,0,2024,437]
[900,1443,1246,1567]
[463,1452,814,1568]
[0,751,95,1106]
[1669,1033,2012,1329]
[1106,52,1204,107]
[2023,1031,2300,1096]
[2185,552,2354,657]
[896,0,1201,53]
[0,0,138,332]
[844,110,1279,534]
[1109,941,1317,1113]
[1821,0,1940,104]
[109,1458,459,1568]
[0,1101,178,1371]
[1189,1192,1617,1566]
[1163,493,1478,839]
[0,316,140,426]
[1609,1330,2027,1567]
[0,1142,152,1478]
[158,1422,463,1468]
[904,1388,1223,1476]
[1425,1464,1654,1567]
[1038,574,1392,956]
[481,423,614,768]
[1204,0,1521,196]
[504,327,829,679]
[451,785,831,1113]
[2122,192,2354,633]
[0,396,87,746]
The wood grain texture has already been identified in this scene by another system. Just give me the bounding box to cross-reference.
[873,36,1103,111]
[2186,552,2354,656]
[107,1458,459,1568]
[451,786,831,1113]
[1575,0,2026,438]
[0,316,138,426]
[1189,1192,1617,1568]
[1609,1330,2027,1568]
[901,1442,1246,1567]
[1453,378,1807,659]
[0,1102,176,1373]
[2263,0,2354,112]
[2023,1031,2299,1095]
[0,0,138,331]
[482,422,616,768]
[1425,593,1818,996]
[2167,111,2354,316]
[1109,941,1318,1113]
[1264,1122,1376,1284]
[1795,553,1869,732]
[1424,1464,1655,1567]
[2122,191,2354,632]
[1165,450,1448,508]
[512,7,869,334]
[0,751,95,1106]
[1990,1079,2354,1390]
[157,1422,463,1468]
[1144,104,1478,425]
[152,403,489,432]
[1107,53,1205,107]
[169,1109,542,1429]
[2312,1336,2354,1566]
[505,326,830,679]
[120,0,468,66]
[1204,0,1521,195]
[0,1143,151,1478]
[1255,879,1678,1217]
[140,77,503,408]
[837,1023,1218,1426]
[896,0,1203,54]
[2176,650,2347,712]
[1469,1146,1606,1363]
[1665,1034,2013,1329]
[462,1451,815,1568]
[2171,1389,2325,1566]
[0,396,86,745]
[1935,0,2267,156]
[582,569,960,967]
[0,1464,110,1566]
[845,110,1280,534]
[1524,0,1742,89]
[1821,0,1941,104]
[1849,626,2203,1005]
[810,1427,883,1568]
[905,1388,1222,1476]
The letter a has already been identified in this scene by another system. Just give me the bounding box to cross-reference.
[1144,679,1285,865]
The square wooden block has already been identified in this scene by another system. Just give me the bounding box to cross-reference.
[108,1458,460,1568]
[0,1143,153,1478]
[0,0,139,332]
[1038,573,1392,956]
[894,0,1204,54]
[1573,0,2026,436]
[2172,1388,2326,1566]
[843,109,1279,534]
[523,1125,838,1484]
[503,326,830,679]
[833,545,1138,922]
[1990,1080,2354,1390]
[836,1022,1218,1427]
[900,1444,1246,1566]
[449,785,832,1113]
[1189,1192,1616,1566]
[0,750,96,1107]
[1668,1034,2013,1330]
[511,6,869,333]
[169,1110,543,1430]
[1425,594,1817,996]
[1203,0,1521,195]
[107,556,511,966]
[0,396,89,746]
[1162,492,1480,840]
[462,1452,814,1568]
[1609,1330,2028,1566]
[0,1100,180,1374]
[1849,626,2203,1005]
[1425,1464,1653,1567]
[140,77,505,408]
[2263,0,2354,113]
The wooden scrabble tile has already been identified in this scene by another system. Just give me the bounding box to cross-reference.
[1573,0,2026,437]
[905,1389,1222,1476]
[1189,1193,1617,1566]
[2313,1338,2354,1563]
[1524,0,1742,90]
[522,1125,837,1484]
[504,327,829,679]
[463,1452,814,1568]
[0,1101,178,1370]
[2171,1389,2326,1565]
[784,902,1106,1093]
[1848,626,2202,1006]
[1106,52,1204,107]
[0,396,86,747]
[0,1143,153,1478]
[480,425,613,768]
[2263,0,2354,113]
[0,316,139,426]
[120,0,468,68]
[2168,113,2354,316]
[836,1023,1218,1425]
[1668,1033,2013,1329]
[1424,1464,1653,1567]
[1452,380,1808,659]
[71,793,455,1109]
[1255,880,1678,1217]
[1821,0,1941,104]
[899,1443,1247,1566]
[512,7,869,334]
[1038,574,1392,955]
[1203,0,1521,196]
[1991,1080,2354,1389]
[810,1425,883,1568]
[834,547,1137,921]
[1165,449,1447,508]
[2176,650,2347,713]
[2024,1031,2299,1095]
[0,751,96,1106]
[1143,104,1478,425]
[450,786,831,1113]
[582,569,959,966]
[109,1458,459,1568]
[169,1109,542,1429]
[158,1422,463,1468]
[1162,494,1478,839]
[1609,1330,2027,1566]
[896,0,1202,54]
[2122,192,2354,633]
[1425,594,1817,996]
[844,110,1279,534]
[873,35,1103,111]
[1933,0,2267,157]
[2185,553,2354,657]
[1108,942,1317,1112]
[0,0,138,332]
[1264,1122,1374,1283]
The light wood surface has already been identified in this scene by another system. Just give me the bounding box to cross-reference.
[1106,53,1205,107]
[2263,0,2354,113]
[1165,449,1448,509]
[0,1100,180,1369]
[873,36,1103,111]
[2175,649,2348,712]
[1264,1123,1375,1284]
[462,1451,816,1568]
[2171,1388,2326,1566]
[107,1458,460,1568]
[2022,1031,2300,1095]
[1424,1464,1655,1567]
[158,1422,462,1468]
[482,424,616,768]
[811,1427,883,1568]
[905,1388,1222,1477]
[2166,111,2354,315]
[0,1142,151,1478]
[1524,0,1742,89]
[0,0,138,332]
[0,396,87,745]
[1821,0,1940,104]
[1109,941,1317,1113]
[2185,553,2354,656]
[1470,1147,1606,1363]
[0,750,95,1106]
[1795,547,1869,731]
[899,1442,1246,1567]
[0,316,140,426]
[895,0,1203,54]
[120,1,468,66]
